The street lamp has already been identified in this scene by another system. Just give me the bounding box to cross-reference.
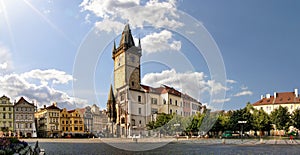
[174,123,180,140]
[238,121,247,142]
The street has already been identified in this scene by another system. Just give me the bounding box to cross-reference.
[22,138,300,155]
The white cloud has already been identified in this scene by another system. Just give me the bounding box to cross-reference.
[141,69,228,101]
[212,98,231,103]
[138,30,181,54]
[226,79,236,84]
[80,0,183,32]
[94,19,124,34]
[20,69,73,85]
[0,69,88,109]
[0,44,13,72]
[234,90,253,97]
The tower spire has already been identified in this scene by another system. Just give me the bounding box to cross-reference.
[112,40,116,53]
[107,84,116,123]
[119,24,135,49]
[138,36,141,49]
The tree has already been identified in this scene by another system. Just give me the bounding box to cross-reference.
[270,106,290,131]
[291,109,300,129]
[146,113,174,135]
[185,112,206,135]
[252,108,271,136]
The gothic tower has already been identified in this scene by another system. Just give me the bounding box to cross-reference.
[112,24,142,91]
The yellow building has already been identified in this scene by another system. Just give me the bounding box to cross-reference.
[35,103,60,137]
[0,95,14,136]
[60,108,84,137]
[68,109,84,134]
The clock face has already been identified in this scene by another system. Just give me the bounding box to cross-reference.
[130,55,135,63]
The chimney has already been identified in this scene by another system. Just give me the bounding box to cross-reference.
[261,95,264,100]
[274,92,277,98]
[266,94,271,99]
[295,88,298,97]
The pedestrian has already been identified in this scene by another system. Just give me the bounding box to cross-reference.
[290,135,293,143]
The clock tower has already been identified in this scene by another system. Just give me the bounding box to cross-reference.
[112,24,142,91]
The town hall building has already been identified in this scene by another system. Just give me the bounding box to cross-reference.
[107,24,203,138]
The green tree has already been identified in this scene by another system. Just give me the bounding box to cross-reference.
[291,109,300,129]
[252,108,271,136]
[185,112,206,135]
[270,106,290,131]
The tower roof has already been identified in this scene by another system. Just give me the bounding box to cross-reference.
[119,24,135,48]
[107,84,115,102]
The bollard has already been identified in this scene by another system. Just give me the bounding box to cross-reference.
[222,138,225,144]
[260,138,264,144]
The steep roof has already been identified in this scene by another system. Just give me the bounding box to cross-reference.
[253,91,300,106]
[46,104,60,110]
[119,24,135,48]
[0,95,9,100]
[14,97,35,107]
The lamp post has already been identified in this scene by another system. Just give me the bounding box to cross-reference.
[238,121,247,142]
[174,123,180,141]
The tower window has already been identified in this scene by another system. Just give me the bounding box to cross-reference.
[131,81,134,87]
[138,96,141,102]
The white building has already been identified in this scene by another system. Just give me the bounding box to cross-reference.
[107,24,203,137]
[253,88,300,114]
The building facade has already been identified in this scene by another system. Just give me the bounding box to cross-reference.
[91,104,107,134]
[35,103,60,137]
[68,109,84,134]
[14,97,36,137]
[107,24,203,138]
[78,106,93,133]
[0,95,14,136]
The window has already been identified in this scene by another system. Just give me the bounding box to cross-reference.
[3,107,5,111]
[176,110,177,114]
[8,107,11,111]
[138,108,142,114]
[131,81,135,87]
[163,99,166,104]
[74,127,78,131]
[175,100,178,106]
[62,127,65,131]
[8,114,12,119]
[62,121,64,124]
[132,119,136,126]
[138,96,141,102]
[3,113,5,119]
[151,98,157,104]
[170,99,172,105]
[151,108,158,114]
[139,120,141,124]
[2,100,6,104]
[66,121,68,124]
[66,127,68,131]
[170,109,172,114]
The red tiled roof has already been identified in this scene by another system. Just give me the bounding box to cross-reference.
[253,92,300,106]
[46,104,60,110]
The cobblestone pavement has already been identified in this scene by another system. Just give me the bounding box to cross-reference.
[22,138,300,155]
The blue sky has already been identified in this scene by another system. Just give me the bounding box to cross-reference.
[0,0,299,111]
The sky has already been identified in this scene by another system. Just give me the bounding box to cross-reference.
[0,0,300,111]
